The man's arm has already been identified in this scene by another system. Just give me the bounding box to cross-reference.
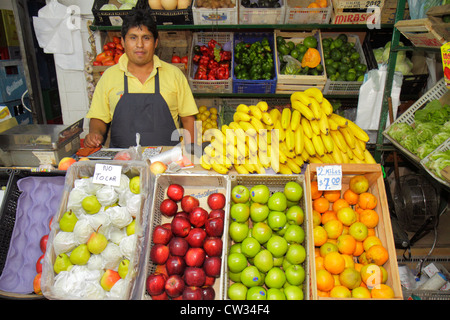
[180,115,196,145]
[84,118,108,148]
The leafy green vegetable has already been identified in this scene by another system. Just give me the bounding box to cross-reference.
[432,132,450,147]
[388,123,414,141]
[414,100,450,125]
[416,141,438,159]
[414,122,441,143]
[400,133,420,153]
[426,149,450,181]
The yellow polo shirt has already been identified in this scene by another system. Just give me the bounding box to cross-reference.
[86,54,198,129]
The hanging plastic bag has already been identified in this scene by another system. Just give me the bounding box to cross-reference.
[282,55,302,75]
[407,0,443,19]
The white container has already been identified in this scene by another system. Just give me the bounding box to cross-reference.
[418,272,447,291]
[192,0,238,25]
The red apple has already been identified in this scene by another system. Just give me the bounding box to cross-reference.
[151,291,169,300]
[40,235,48,253]
[146,272,167,296]
[204,275,216,286]
[152,225,173,245]
[167,184,184,202]
[203,237,223,257]
[166,255,186,276]
[165,275,185,298]
[203,256,221,278]
[174,211,189,219]
[205,217,224,237]
[154,264,168,277]
[36,254,45,273]
[207,192,226,210]
[162,222,172,231]
[209,209,225,220]
[182,286,203,300]
[168,237,189,257]
[160,199,178,217]
[189,207,209,228]
[201,286,216,300]
[33,273,42,295]
[186,227,207,247]
[150,244,169,265]
[184,267,206,287]
[184,247,206,267]
[181,195,199,213]
[171,216,191,237]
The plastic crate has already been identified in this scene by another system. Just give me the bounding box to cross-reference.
[284,0,332,24]
[383,78,449,165]
[192,0,238,25]
[140,173,230,300]
[239,0,286,24]
[188,32,233,93]
[0,60,27,104]
[141,0,194,25]
[232,32,277,94]
[322,33,368,95]
[421,137,450,189]
[306,163,403,300]
[92,0,138,26]
[222,174,310,300]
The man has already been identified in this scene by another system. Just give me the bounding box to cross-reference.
[84,9,198,149]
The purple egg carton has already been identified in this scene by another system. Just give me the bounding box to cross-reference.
[0,170,65,297]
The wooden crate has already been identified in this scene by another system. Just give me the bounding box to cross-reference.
[305,163,403,300]
[156,31,192,77]
[332,0,384,10]
[395,17,450,48]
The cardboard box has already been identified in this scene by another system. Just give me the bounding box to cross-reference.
[0,10,19,47]
[0,60,27,103]
[332,0,384,10]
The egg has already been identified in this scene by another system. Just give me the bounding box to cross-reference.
[177,0,191,9]
[148,0,164,9]
[161,0,178,9]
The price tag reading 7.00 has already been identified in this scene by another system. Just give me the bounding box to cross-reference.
[317,165,342,191]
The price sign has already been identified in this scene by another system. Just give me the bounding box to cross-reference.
[316,165,342,191]
[92,163,122,187]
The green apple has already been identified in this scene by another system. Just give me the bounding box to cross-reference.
[53,253,73,274]
[265,267,286,289]
[284,181,303,202]
[285,264,305,286]
[118,259,129,279]
[241,237,261,258]
[240,265,262,288]
[231,185,250,203]
[126,219,136,236]
[273,256,284,267]
[59,210,78,232]
[246,286,267,300]
[229,221,249,243]
[266,288,286,300]
[228,282,248,300]
[284,285,304,300]
[349,221,369,241]
[286,205,304,225]
[227,252,248,273]
[285,243,306,265]
[267,192,287,212]
[229,271,242,283]
[251,222,272,244]
[229,243,242,254]
[250,185,270,204]
[283,224,305,244]
[266,235,288,258]
[87,228,108,254]
[267,211,287,231]
[230,203,250,223]
[253,249,273,273]
[81,195,102,215]
[69,244,91,265]
[249,202,269,222]
[282,257,293,271]
[275,223,289,236]
[129,176,140,194]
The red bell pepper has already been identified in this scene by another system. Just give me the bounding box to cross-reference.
[208,39,218,49]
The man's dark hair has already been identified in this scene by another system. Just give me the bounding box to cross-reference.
[121,8,158,40]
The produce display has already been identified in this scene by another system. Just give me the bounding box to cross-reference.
[311,174,395,298]
[322,34,367,82]
[240,0,281,7]
[372,41,414,76]
[424,149,450,182]
[200,88,375,175]
[93,36,124,66]
[227,181,307,300]
[148,0,192,10]
[192,39,232,80]
[100,0,138,10]
[146,184,225,300]
[196,0,236,8]
[196,105,220,135]
[387,99,450,159]
[234,37,274,80]
[34,232,50,295]
[276,34,324,76]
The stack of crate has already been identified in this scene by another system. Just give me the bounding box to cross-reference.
[331,0,385,25]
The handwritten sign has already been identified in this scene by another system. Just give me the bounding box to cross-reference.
[317,165,342,191]
[92,163,122,187]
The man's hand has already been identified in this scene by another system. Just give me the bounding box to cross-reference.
[84,132,105,148]
[84,118,108,148]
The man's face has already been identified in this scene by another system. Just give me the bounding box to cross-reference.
[122,25,158,67]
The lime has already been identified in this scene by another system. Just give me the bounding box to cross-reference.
[345,72,357,81]
[330,49,342,62]
[278,44,290,56]
[326,65,336,75]
[357,75,365,81]
[341,56,351,64]
[286,41,295,51]
[337,34,348,43]
[304,36,318,49]
[296,43,308,53]
[290,49,300,59]
[355,63,367,73]
[315,64,324,73]
[322,38,332,48]
[332,38,343,49]
[276,36,286,46]
[350,52,360,61]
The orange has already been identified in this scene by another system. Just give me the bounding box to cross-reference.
[337,234,357,255]
[330,285,351,298]
[315,255,325,270]
[370,284,395,299]
[321,210,337,224]
[336,207,357,226]
[358,192,377,210]
[341,254,355,269]
[359,209,379,228]
[333,274,341,286]
[313,225,328,247]
[351,286,371,299]
[366,244,389,266]
[324,251,345,274]
[353,241,364,257]
[315,0,328,8]
[343,189,359,205]
[323,190,341,203]
[354,204,364,215]
[367,228,376,236]
[354,263,363,272]
[311,181,323,199]
[323,219,344,239]
[314,247,321,257]
[339,267,362,289]
[319,241,338,257]
[363,235,382,252]
[358,252,369,265]
[332,198,349,212]
[316,269,334,292]
[317,289,330,297]
[312,210,322,227]
[307,2,320,8]
[360,263,386,288]
[313,197,330,213]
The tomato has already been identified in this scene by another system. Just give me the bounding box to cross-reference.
[103,44,109,52]
[107,42,116,49]
[93,61,102,66]
[95,52,107,62]
[114,53,123,64]
[115,43,124,51]
[105,50,114,57]
[171,55,181,63]
[113,36,121,44]
[102,56,113,64]
[103,60,115,66]
[181,55,189,69]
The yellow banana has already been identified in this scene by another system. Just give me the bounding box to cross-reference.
[274,120,286,142]
[294,124,304,155]
[242,161,257,174]
[310,119,321,136]
[256,100,269,112]
[254,158,266,174]
[247,136,258,154]
[229,122,247,143]
[300,148,310,161]
[269,140,280,171]
[346,145,354,160]
[285,127,295,152]
[236,104,250,114]
[318,110,330,135]
[309,156,323,164]
[278,146,288,164]
[234,164,249,174]
[281,108,291,129]
[330,113,348,128]
[286,157,302,174]
[330,130,347,153]
[327,117,340,131]
[347,120,370,142]
[249,105,263,120]
[233,111,251,122]
[211,137,226,155]
[280,141,296,159]
[200,154,212,170]
[292,155,304,168]
[353,139,366,161]
[309,98,322,120]
[320,98,333,116]
[301,117,313,139]
[292,100,314,120]
[269,108,281,124]
[320,153,334,164]
[258,150,271,168]
[291,91,312,107]
[339,148,350,163]
[280,163,293,175]
[321,132,334,153]
[364,149,377,164]
[290,109,301,131]
[356,138,366,151]
[211,161,229,174]
[352,156,365,164]
[312,134,325,157]
[203,128,225,144]
[238,121,257,137]
[304,135,316,156]
[339,127,356,149]
[261,111,274,126]
[221,124,236,143]
[204,144,216,158]
[331,148,343,163]
[250,116,265,133]
[304,87,323,103]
